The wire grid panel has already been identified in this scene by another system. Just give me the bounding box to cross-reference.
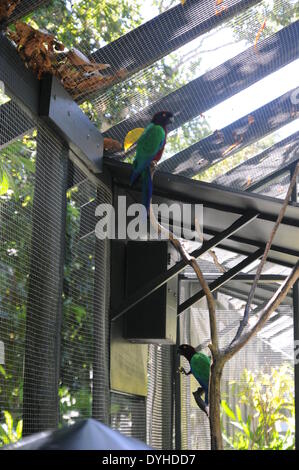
[0,92,70,439]
[213,132,299,192]
[146,344,173,450]
[11,0,261,106]
[253,172,291,200]
[179,280,294,450]
[110,392,146,443]
[0,102,36,441]
[1,1,51,26]
[61,163,111,426]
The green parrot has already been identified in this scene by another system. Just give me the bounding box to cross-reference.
[178,344,211,415]
[130,111,174,212]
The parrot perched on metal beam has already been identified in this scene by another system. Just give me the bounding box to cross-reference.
[177,344,211,416]
[130,111,174,213]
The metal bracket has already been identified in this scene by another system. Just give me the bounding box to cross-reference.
[39,75,103,173]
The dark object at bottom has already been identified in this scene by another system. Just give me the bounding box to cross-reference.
[4,418,151,450]
[193,388,209,417]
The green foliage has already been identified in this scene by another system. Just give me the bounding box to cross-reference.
[1,0,297,447]
[221,365,295,450]
[231,0,299,45]
[0,411,23,445]
[30,0,143,51]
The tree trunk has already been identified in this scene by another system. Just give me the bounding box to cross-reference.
[209,358,224,450]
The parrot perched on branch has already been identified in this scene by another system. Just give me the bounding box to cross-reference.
[177,344,211,416]
[130,111,174,213]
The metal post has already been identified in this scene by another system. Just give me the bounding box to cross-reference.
[92,184,112,425]
[290,162,298,204]
[293,281,299,450]
[174,279,182,450]
[290,162,299,449]
[22,125,68,435]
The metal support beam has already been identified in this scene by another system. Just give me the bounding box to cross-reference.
[0,34,39,117]
[290,161,299,449]
[104,21,299,142]
[174,281,181,450]
[105,159,299,228]
[159,86,299,177]
[180,273,287,282]
[216,243,294,269]
[0,35,104,175]
[92,188,111,425]
[204,228,299,260]
[247,161,296,193]
[294,280,299,450]
[111,212,258,321]
[39,76,103,173]
[89,0,262,95]
[214,131,299,192]
[290,161,299,203]
[178,248,263,314]
[22,126,68,435]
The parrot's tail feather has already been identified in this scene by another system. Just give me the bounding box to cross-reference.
[142,167,153,214]
[130,169,140,187]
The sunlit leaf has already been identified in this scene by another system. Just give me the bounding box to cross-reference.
[16,420,23,439]
[3,411,13,435]
[124,127,144,152]
[0,171,9,195]
[236,405,242,422]
[221,400,236,420]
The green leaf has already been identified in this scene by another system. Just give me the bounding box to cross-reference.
[19,156,35,173]
[0,171,9,195]
[236,405,242,422]
[3,411,13,436]
[221,400,236,420]
[0,365,8,379]
[16,420,23,440]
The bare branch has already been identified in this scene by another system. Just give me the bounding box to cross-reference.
[231,162,299,344]
[195,217,226,274]
[149,163,219,356]
[224,260,299,361]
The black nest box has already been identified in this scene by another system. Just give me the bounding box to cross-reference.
[123,240,177,344]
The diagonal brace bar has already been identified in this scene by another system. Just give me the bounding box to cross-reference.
[111,212,259,322]
[178,247,264,314]
[247,159,299,193]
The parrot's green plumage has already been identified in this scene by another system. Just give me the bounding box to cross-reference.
[130,111,174,212]
[190,351,211,387]
[178,344,211,407]
[132,123,166,173]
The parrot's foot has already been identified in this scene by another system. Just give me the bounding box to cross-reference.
[177,366,190,375]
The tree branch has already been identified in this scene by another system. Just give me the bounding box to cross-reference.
[195,217,226,274]
[149,163,219,356]
[231,162,299,344]
[224,260,299,361]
